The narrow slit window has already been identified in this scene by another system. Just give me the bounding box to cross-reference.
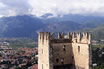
[78,46,80,53]
[63,45,66,51]
[72,56,74,59]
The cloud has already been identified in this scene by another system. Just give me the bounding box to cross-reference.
[29,0,104,16]
[0,0,31,17]
[0,0,104,17]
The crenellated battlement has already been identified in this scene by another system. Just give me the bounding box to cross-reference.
[38,32,50,40]
[71,32,92,43]
[38,32,92,44]
[38,32,92,69]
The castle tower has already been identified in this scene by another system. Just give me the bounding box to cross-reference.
[72,32,92,69]
[38,32,53,69]
[38,32,92,69]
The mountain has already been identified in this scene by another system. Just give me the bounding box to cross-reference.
[42,14,104,28]
[84,24,104,40]
[0,14,104,40]
[38,21,84,32]
[0,15,85,39]
[40,13,53,18]
[0,15,44,38]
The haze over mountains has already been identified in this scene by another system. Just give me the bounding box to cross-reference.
[0,14,104,40]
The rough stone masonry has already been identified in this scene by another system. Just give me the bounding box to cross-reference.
[38,32,92,69]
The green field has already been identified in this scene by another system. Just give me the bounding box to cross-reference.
[0,38,38,49]
[10,39,38,49]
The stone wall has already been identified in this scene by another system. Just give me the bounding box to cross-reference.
[51,43,73,65]
[72,43,90,69]
[38,32,52,69]
[38,32,92,69]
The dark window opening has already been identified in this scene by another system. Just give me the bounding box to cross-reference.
[61,58,64,64]
[78,46,80,53]
[56,59,59,63]
[63,45,66,51]
[72,56,74,59]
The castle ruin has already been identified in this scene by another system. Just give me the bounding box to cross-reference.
[38,32,92,69]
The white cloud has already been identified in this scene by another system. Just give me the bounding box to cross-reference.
[0,0,104,17]
[29,0,104,16]
[0,0,31,17]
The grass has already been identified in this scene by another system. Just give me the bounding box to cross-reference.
[4,38,38,49]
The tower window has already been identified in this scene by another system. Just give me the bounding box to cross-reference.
[56,59,59,63]
[72,56,74,59]
[61,58,64,64]
[63,45,66,51]
[78,46,80,53]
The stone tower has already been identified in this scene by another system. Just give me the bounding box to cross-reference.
[38,32,92,69]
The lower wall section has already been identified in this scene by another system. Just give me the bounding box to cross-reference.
[76,66,85,69]
[54,64,75,69]
[54,65,85,69]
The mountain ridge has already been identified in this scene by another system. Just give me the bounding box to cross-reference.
[0,14,104,40]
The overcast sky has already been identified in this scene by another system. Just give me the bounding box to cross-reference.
[0,0,104,17]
